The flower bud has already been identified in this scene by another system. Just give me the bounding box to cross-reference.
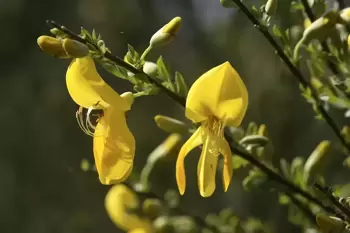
[302,10,338,43]
[316,214,345,233]
[265,0,277,16]
[121,92,135,109]
[310,77,324,90]
[304,141,331,183]
[143,61,158,76]
[150,17,182,48]
[148,133,182,163]
[142,198,162,219]
[294,10,338,61]
[62,38,89,58]
[219,0,237,8]
[304,18,312,29]
[153,216,175,233]
[258,124,268,137]
[171,216,198,233]
[154,115,188,134]
[339,8,350,25]
[37,35,69,58]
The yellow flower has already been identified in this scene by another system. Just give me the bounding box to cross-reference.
[105,184,153,232]
[176,62,248,197]
[66,57,135,184]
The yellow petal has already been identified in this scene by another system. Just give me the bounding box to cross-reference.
[93,106,135,184]
[176,126,203,195]
[220,139,233,192]
[186,62,248,126]
[66,57,130,111]
[128,228,150,233]
[197,132,218,197]
[105,184,152,232]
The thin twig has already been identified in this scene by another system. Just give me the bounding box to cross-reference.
[314,183,350,219]
[46,20,331,213]
[299,0,340,75]
[230,0,350,153]
[286,192,317,225]
[47,20,186,107]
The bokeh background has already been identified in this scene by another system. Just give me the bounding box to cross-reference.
[1,0,349,233]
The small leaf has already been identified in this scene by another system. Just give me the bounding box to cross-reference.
[174,71,188,97]
[92,29,97,41]
[290,1,304,11]
[272,25,283,38]
[232,155,249,169]
[157,56,171,82]
[279,194,290,205]
[242,169,266,190]
[280,159,291,180]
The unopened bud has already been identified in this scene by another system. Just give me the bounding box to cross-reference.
[219,0,237,8]
[311,77,324,90]
[304,141,331,183]
[265,0,277,16]
[120,92,135,109]
[294,10,338,61]
[142,198,162,219]
[339,8,350,25]
[150,17,182,48]
[153,216,175,233]
[37,35,69,58]
[148,134,182,163]
[258,124,268,137]
[304,18,312,29]
[302,10,338,43]
[62,38,89,58]
[143,61,158,76]
[171,216,198,233]
[154,115,188,134]
[316,214,345,233]
[50,28,62,36]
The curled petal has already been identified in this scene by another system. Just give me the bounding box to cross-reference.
[197,133,219,197]
[66,57,130,111]
[93,107,135,184]
[176,126,203,195]
[105,184,152,232]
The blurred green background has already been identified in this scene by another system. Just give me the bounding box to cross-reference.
[1,0,348,232]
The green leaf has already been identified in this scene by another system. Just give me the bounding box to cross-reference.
[157,56,171,81]
[290,1,304,11]
[232,155,249,169]
[80,27,92,41]
[279,194,290,205]
[92,29,97,41]
[174,71,188,97]
[272,25,283,38]
[280,159,291,180]
[245,122,258,136]
[242,169,266,190]
[127,44,140,64]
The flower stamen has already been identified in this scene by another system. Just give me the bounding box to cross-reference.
[76,101,105,137]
